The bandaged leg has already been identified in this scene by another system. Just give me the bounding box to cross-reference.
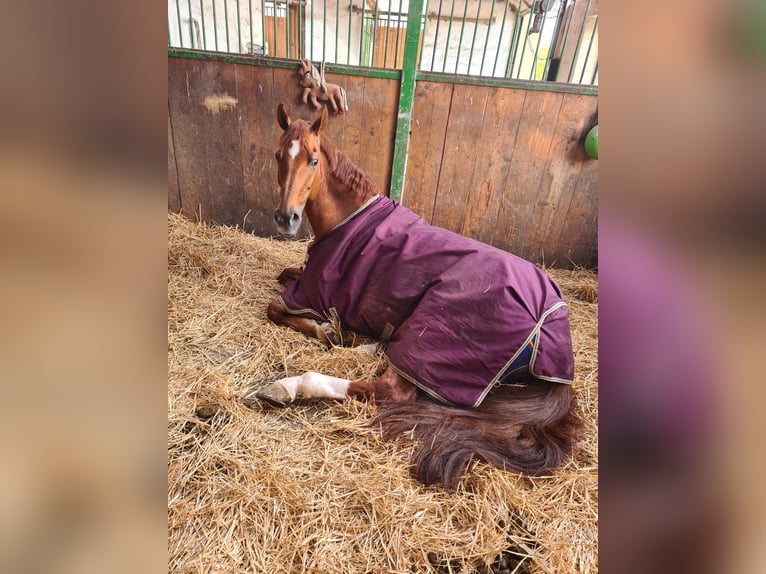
[250,371,351,408]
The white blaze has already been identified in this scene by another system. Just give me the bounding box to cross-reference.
[288,139,300,159]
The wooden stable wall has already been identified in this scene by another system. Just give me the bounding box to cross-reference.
[168,56,597,267]
[168,56,398,239]
[405,82,598,267]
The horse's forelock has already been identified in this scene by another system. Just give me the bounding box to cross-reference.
[279,120,309,149]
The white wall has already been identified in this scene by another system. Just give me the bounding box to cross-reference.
[302,1,365,65]
[168,0,264,53]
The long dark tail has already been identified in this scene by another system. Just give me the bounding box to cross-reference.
[374,380,581,490]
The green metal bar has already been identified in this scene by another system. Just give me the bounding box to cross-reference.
[516,11,535,80]
[187,0,195,48]
[383,3,393,68]
[236,0,242,52]
[167,47,596,93]
[479,0,499,75]
[590,61,598,85]
[492,0,510,77]
[249,0,254,53]
[530,10,545,80]
[541,1,564,81]
[224,0,231,52]
[393,1,404,68]
[298,0,304,58]
[454,0,469,73]
[577,16,597,84]
[467,0,483,74]
[310,0,314,59]
[389,0,424,202]
[429,0,443,71]
[212,0,219,51]
[335,0,340,62]
[567,0,592,83]
[554,0,577,82]
[359,3,365,64]
[322,0,327,60]
[505,3,524,77]
[441,0,457,72]
[199,0,208,49]
[174,0,183,47]
[370,8,378,66]
[415,68,597,94]
[271,1,277,57]
[260,0,266,55]
[347,0,353,64]
[417,9,428,67]
[169,49,402,77]
[286,0,291,58]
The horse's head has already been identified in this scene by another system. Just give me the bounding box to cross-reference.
[273,103,328,236]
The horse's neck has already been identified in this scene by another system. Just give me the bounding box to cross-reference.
[305,150,377,240]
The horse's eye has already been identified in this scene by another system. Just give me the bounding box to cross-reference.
[309,158,318,169]
[275,152,281,161]
[304,72,311,78]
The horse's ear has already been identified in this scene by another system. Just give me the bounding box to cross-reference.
[277,103,291,131]
[311,105,328,134]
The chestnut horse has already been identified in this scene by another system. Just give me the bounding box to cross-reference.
[248,104,581,490]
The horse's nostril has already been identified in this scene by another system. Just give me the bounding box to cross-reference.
[275,210,299,229]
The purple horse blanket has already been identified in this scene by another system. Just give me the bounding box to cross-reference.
[279,195,574,407]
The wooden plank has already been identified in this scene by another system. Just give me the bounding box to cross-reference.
[357,75,398,194]
[555,154,598,268]
[236,63,279,236]
[519,93,596,265]
[327,74,363,171]
[459,87,527,245]
[199,60,245,227]
[404,81,453,221]
[490,90,564,259]
[168,57,212,223]
[168,57,244,227]
[430,84,491,234]
[168,109,181,213]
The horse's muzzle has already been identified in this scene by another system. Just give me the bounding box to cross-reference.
[274,209,302,236]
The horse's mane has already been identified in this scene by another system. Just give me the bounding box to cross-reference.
[321,132,381,201]
[279,120,380,202]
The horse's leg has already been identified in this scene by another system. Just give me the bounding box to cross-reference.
[251,371,351,407]
[309,93,322,110]
[277,267,302,288]
[248,366,416,408]
[301,87,311,105]
[266,299,337,344]
[347,367,417,402]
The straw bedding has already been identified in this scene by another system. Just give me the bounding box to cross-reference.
[168,212,598,573]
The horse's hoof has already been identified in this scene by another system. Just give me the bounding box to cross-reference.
[253,382,292,408]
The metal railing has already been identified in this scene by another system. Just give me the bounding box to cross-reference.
[168,0,598,86]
